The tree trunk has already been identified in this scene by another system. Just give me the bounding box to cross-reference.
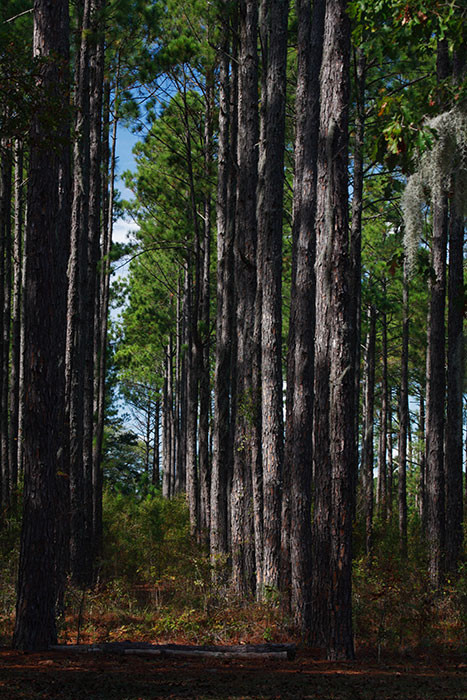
[0,145,12,510]
[377,294,388,520]
[162,345,171,499]
[425,193,447,588]
[231,0,259,596]
[361,303,376,557]
[198,77,213,544]
[9,141,23,505]
[312,0,355,660]
[349,45,365,507]
[284,0,325,630]
[425,39,450,590]
[445,197,464,573]
[257,0,288,593]
[13,0,70,650]
[152,399,160,487]
[66,0,91,586]
[211,20,235,563]
[92,69,117,561]
[86,0,105,576]
[398,259,409,558]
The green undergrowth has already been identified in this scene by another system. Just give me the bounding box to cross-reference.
[0,491,466,655]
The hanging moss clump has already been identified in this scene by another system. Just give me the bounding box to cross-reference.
[401,105,467,270]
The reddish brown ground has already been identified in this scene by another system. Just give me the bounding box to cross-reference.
[0,646,465,699]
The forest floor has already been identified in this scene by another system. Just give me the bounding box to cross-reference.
[0,645,466,700]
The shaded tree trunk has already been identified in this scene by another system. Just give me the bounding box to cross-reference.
[398,259,409,558]
[312,0,355,660]
[361,303,376,556]
[283,0,325,632]
[425,38,449,589]
[445,198,464,573]
[257,0,288,593]
[9,141,23,505]
[211,19,236,562]
[13,0,70,651]
[0,145,12,510]
[377,293,388,520]
[231,0,259,596]
[66,0,91,586]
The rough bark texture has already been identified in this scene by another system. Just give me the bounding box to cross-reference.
[445,200,464,573]
[231,0,259,596]
[425,193,447,589]
[198,78,213,544]
[13,0,69,651]
[257,0,288,593]
[0,145,12,509]
[361,304,376,557]
[398,261,409,558]
[349,46,365,459]
[86,0,105,577]
[211,22,235,562]
[312,0,355,660]
[377,306,388,520]
[284,0,324,633]
[66,0,91,585]
[9,141,23,503]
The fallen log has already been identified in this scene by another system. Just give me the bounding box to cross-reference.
[124,648,289,660]
[50,642,296,660]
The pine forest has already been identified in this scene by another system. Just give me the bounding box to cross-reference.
[0,0,466,684]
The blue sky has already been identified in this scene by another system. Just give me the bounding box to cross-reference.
[113,124,141,244]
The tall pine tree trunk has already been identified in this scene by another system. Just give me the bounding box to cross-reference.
[361,303,376,557]
[398,259,409,558]
[231,0,259,596]
[283,0,325,632]
[0,146,12,510]
[13,0,70,650]
[9,141,23,505]
[211,21,235,562]
[66,0,91,585]
[312,0,355,660]
[445,198,464,573]
[257,0,288,593]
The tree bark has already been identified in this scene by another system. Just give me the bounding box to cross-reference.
[284,0,325,631]
[9,140,23,505]
[0,145,12,510]
[13,0,70,651]
[66,0,91,586]
[425,193,447,588]
[231,0,259,596]
[257,0,288,593]
[377,289,388,520]
[86,0,105,577]
[445,198,464,573]
[361,303,376,556]
[312,0,355,660]
[211,20,235,562]
[398,259,409,559]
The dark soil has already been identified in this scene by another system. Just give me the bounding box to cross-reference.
[0,646,466,699]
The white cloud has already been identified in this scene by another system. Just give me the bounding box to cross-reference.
[112,218,140,244]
